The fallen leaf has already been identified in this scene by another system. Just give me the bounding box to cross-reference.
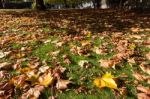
[0,51,10,59]
[0,70,10,79]
[94,73,117,89]
[146,52,150,60]
[128,58,136,64]
[140,64,150,75]
[81,40,91,46]
[21,85,44,99]
[0,62,12,70]
[56,79,71,90]
[137,93,150,99]
[38,66,50,73]
[38,72,54,87]
[0,81,13,98]
[137,85,150,95]
[99,59,115,68]
[11,74,28,89]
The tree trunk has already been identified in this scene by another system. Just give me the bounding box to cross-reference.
[95,0,100,8]
[0,0,3,8]
[63,0,69,8]
[35,0,46,10]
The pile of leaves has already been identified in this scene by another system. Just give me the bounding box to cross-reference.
[0,9,150,99]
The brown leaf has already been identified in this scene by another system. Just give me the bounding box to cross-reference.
[56,79,71,90]
[21,85,44,99]
[11,74,28,89]
[137,93,150,99]
[146,52,150,60]
[0,81,13,98]
[0,70,11,79]
[133,72,147,81]
[99,59,115,68]
[0,62,12,70]
[140,64,150,75]
[137,85,150,95]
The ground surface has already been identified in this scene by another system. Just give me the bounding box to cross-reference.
[0,9,150,99]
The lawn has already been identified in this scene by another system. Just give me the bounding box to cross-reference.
[0,9,150,99]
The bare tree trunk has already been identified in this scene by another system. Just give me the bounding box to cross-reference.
[63,0,69,8]
[0,0,3,8]
[35,0,46,10]
[95,0,100,8]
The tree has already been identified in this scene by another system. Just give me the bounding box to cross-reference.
[35,0,46,10]
[95,0,100,8]
[92,0,101,8]
[0,0,3,8]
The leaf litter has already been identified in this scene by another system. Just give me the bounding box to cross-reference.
[0,9,150,98]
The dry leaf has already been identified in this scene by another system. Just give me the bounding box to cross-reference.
[99,59,115,68]
[11,74,28,89]
[140,64,150,75]
[128,58,136,64]
[0,62,12,70]
[129,35,141,39]
[137,93,150,99]
[0,51,10,59]
[81,40,91,46]
[146,52,150,60]
[38,66,50,73]
[137,85,150,95]
[94,73,117,89]
[21,85,44,99]
[38,72,54,87]
[56,79,71,90]
[0,70,10,79]
[0,81,13,98]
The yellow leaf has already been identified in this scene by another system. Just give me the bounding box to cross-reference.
[38,73,54,87]
[81,40,91,46]
[94,73,117,89]
[129,43,136,50]
[19,67,32,73]
[87,32,91,37]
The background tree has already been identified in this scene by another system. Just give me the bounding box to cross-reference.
[0,0,3,8]
[35,0,46,10]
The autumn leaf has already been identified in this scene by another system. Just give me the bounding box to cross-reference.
[10,74,29,89]
[21,85,44,99]
[94,73,117,89]
[145,52,150,60]
[0,51,10,59]
[129,43,136,50]
[137,93,150,99]
[99,59,115,68]
[38,72,54,87]
[137,85,150,95]
[140,63,150,75]
[56,79,72,90]
[0,62,12,70]
[81,40,91,46]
